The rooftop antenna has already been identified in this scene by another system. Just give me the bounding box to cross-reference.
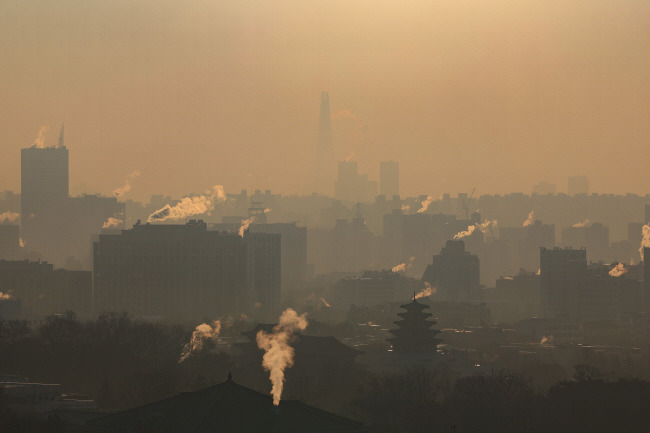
[57,123,64,148]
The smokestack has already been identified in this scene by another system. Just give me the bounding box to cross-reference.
[57,123,64,148]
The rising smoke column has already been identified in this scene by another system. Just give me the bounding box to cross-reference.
[178,320,221,363]
[523,211,534,227]
[639,224,650,261]
[238,217,255,237]
[392,256,415,273]
[453,220,497,240]
[0,292,12,300]
[417,196,435,214]
[112,171,141,199]
[102,217,123,229]
[31,126,49,148]
[608,263,627,277]
[148,185,226,222]
[0,211,19,223]
[256,308,308,406]
[572,219,590,228]
[415,282,436,299]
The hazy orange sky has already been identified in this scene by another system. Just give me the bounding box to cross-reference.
[1,1,649,201]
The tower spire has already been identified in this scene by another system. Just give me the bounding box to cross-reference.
[57,123,64,148]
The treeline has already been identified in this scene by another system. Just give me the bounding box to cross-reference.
[351,365,650,433]
[2,314,650,432]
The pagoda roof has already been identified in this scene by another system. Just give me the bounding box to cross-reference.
[87,375,363,433]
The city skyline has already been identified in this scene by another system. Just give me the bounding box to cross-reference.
[2,1,650,201]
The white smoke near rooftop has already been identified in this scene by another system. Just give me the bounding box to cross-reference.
[112,171,141,199]
[31,126,50,148]
[178,320,221,363]
[147,185,226,222]
[639,224,650,261]
[417,196,434,214]
[102,217,123,229]
[239,217,255,237]
[0,292,13,300]
[401,204,410,213]
[256,308,308,406]
[415,282,435,299]
[522,211,534,227]
[608,263,627,277]
[0,211,19,223]
[454,219,497,240]
[392,256,414,273]
[572,219,590,228]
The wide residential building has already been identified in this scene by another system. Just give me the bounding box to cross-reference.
[93,220,280,320]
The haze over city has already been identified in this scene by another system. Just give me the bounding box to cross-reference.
[2,1,650,199]
[2,2,650,432]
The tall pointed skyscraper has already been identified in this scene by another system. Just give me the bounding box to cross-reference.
[314,92,334,195]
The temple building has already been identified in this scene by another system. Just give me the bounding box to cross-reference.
[388,298,442,355]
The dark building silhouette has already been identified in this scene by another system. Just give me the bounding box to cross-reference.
[93,220,280,320]
[561,223,609,262]
[314,92,334,196]
[540,247,586,319]
[388,298,442,353]
[0,259,91,316]
[211,220,307,291]
[328,217,376,273]
[379,160,399,198]
[20,132,69,262]
[0,224,21,260]
[87,375,363,433]
[422,240,480,302]
[20,130,124,268]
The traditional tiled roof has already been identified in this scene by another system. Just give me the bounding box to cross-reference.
[87,375,363,433]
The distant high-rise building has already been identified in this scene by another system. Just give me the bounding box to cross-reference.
[0,225,20,260]
[421,239,480,302]
[20,126,69,261]
[568,175,589,195]
[314,92,334,195]
[645,205,650,224]
[379,161,399,198]
[93,220,280,320]
[334,161,377,203]
[540,247,586,318]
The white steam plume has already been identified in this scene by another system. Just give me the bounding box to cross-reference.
[0,211,19,223]
[392,256,414,273]
[264,208,272,214]
[239,217,255,237]
[31,126,50,148]
[102,217,123,229]
[417,196,434,214]
[19,238,25,248]
[0,292,12,300]
[344,152,356,162]
[401,204,410,213]
[112,171,141,199]
[572,219,590,228]
[178,320,221,363]
[256,308,308,406]
[415,282,436,299]
[639,224,650,261]
[523,211,534,227]
[454,220,497,239]
[148,185,226,222]
[608,263,627,277]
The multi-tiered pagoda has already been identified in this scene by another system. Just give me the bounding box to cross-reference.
[388,297,442,353]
